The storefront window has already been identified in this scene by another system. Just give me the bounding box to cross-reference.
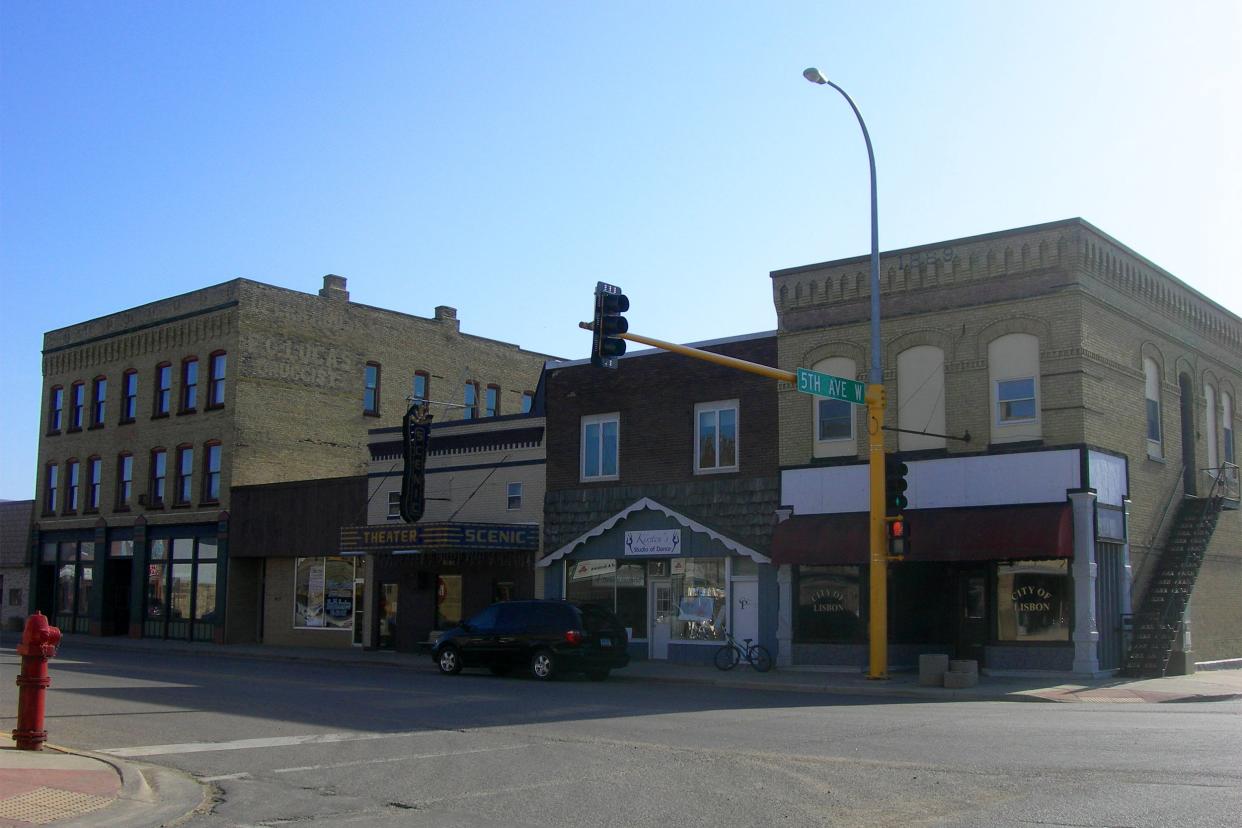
[671,558,725,641]
[56,564,76,616]
[997,559,1071,641]
[294,556,355,629]
[795,565,863,642]
[565,560,648,639]
[171,563,193,620]
[76,566,93,618]
[436,574,463,628]
[147,564,166,618]
[144,537,219,631]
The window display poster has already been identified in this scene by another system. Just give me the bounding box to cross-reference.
[295,557,355,630]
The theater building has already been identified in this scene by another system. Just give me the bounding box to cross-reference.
[30,274,550,645]
[538,333,781,664]
[769,218,1240,675]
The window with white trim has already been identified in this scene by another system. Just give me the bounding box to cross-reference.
[507,482,522,510]
[1205,382,1218,474]
[812,356,857,458]
[581,413,619,481]
[988,333,1041,443]
[694,400,739,473]
[1144,357,1163,458]
[387,490,401,520]
[1223,391,1235,465]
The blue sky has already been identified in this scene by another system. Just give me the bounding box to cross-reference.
[2,2,1239,499]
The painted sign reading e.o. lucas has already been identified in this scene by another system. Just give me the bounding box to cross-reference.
[624,529,680,556]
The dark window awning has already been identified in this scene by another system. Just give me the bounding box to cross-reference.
[770,503,1074,566]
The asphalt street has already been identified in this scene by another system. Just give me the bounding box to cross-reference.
[2,649,1240,827]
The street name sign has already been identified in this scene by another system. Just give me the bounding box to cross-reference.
[796,368,866,405]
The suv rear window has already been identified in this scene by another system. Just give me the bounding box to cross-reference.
[577,603,623,634]
[524,603,577,632]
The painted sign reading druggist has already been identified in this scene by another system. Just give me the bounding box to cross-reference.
[340,522,540,553]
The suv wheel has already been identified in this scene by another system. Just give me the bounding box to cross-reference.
[437,645,462,675]
[530,649,556,681]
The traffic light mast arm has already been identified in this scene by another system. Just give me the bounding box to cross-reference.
[578,322,797,384]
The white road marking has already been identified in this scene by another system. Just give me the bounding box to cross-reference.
[197,772,252,782]
[102,729,449,757]
[271,743,530,774]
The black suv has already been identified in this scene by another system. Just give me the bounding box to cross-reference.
[432,600,630,681]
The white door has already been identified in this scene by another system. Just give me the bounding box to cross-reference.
[731,579,759,647]
[650,580,672,660]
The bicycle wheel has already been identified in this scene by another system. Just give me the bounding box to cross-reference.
[714,644,740,671]
[747,644,773,673]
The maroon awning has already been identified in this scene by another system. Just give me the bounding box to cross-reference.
[770,503,1074,566]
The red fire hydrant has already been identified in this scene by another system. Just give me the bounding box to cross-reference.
[13,612,62,751]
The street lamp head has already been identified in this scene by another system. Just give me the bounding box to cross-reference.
[803,67,828,85]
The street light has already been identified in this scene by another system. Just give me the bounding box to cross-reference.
[803,67,889,680]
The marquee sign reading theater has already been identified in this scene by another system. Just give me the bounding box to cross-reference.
[340,522,540,553]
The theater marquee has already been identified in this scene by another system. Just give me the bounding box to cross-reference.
[339,522,540,553]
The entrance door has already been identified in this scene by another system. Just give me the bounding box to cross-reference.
[352,578,365,646]
[108,559,132,636]
[956,568,988,664]
[1179,373,1197,495]
[378,583,398,649]
[730,579,759,646]
[650,580,672,660]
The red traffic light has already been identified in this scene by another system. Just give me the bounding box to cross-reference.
[887,519,905,539]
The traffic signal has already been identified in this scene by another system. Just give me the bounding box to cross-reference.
[884,454,909,517]
[887,516,907,557]
[591,282,629,369]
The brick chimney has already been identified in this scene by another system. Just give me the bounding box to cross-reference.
[434,305,459,331]
[319,274,349,301]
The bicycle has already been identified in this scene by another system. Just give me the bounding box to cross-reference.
[713,628,773,672]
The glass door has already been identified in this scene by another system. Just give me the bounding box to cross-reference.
[649,580,672,660]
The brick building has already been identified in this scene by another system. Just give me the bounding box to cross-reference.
[769,218,1239,675]
[538,333,781,664]
[1,500,34,634]
[30,275,551,645]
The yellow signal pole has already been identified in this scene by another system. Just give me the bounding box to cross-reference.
[866,385,888,679]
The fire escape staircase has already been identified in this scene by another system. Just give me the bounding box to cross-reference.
[1123,468,1233,678]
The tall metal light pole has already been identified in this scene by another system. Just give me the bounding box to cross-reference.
[803,67,889,679]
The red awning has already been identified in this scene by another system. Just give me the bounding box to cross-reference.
[770,503,1074,566]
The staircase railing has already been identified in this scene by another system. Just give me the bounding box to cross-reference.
[1133,463,1186,593]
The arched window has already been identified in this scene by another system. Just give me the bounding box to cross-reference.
[1144,357,1162,458]
[1223,391,1235,465]
[897,346,946,451]
[1205,382,1218,474]
[48,386,64,433]
[812,357,857,459]
[988,334,1040,444]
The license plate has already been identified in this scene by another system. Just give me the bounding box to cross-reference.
[599,637,612,647]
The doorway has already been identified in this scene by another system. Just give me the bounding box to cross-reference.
[730,579,759,646]
[378,583,398,649]
[1179,373,1197,495]
[107,559,132,636]
[956,567,988,664]
[649,579,672,660]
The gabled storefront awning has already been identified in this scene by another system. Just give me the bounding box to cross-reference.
[770,502,1074,565]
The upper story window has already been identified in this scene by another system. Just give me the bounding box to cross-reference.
[695,400,739,474]
[91,377,107,427]
[387,490,401,520]
[1224,391,1235,465]
[69,382,85,430]
[116,453,133,510]
[1144,357,1163,458]
[65,459,80,513]
[463,381,479,419]
[897,346,946,451]
[988,333,1041,444]
[485,384,500,417]
[581,413,620,481]
[44,463,59,514]
[364,362,380,415]
[121,370,138,423]
[520,391,534,414]
[85,457,102,511]
[150,448,167,507]
[507,482,522,510]
[1205,382,1219,474]
[154,363,172,417]
[203,442,222,503]
[48,386,64,433]
[207,352,227,408]
[181,358,199,413]
[174,445,194,505]
[413,371,430,406]
[812,357,857,459]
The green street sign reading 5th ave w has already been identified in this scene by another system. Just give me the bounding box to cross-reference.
[796,367,866,405]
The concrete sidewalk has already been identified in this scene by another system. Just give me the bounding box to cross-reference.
[2,636,1239,826]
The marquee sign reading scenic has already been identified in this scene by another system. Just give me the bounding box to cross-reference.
[340,522,540,553]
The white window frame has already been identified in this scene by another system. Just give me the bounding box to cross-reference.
[507,482,522,510]
[581,412,620,482]
[995,376,1038,425]
[1205,382,1218,475]
[387,490,401,520]
[694,399,739,474]
[1144,357,1163,458]
[1223,391,1235,465]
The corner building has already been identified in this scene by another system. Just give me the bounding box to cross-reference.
[31,275,550,645]
[771,219,1239,676]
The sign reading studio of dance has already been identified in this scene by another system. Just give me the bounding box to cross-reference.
[340,522,540,553]
[624,529,680,556]
[796,367,866,405]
